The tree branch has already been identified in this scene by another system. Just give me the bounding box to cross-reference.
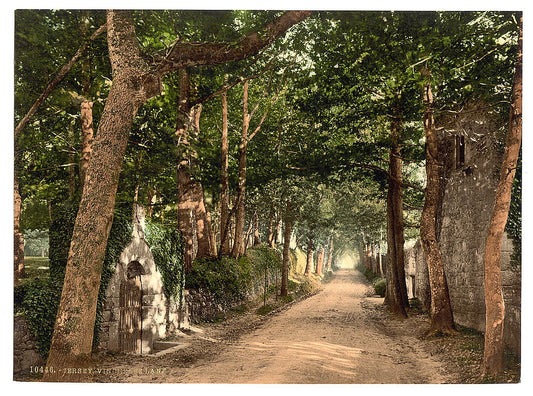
[189,58,277,107]
[154,11,312,76]
[286,161,426,192]
[14,23,107,141]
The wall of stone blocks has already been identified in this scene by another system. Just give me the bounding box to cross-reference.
[13,314,44,375]
[412,107,521,354]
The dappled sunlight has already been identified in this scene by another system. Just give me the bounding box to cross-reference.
[238,339,366,378]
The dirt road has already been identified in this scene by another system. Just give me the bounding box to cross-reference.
[164,268,450,384]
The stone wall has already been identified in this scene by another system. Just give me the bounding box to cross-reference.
[185,266,281,324]
[13,314,44,375]
[99,205,186,354]
[412,106,521,354]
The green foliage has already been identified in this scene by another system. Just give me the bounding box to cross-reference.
[186,246,283,307]
[48,203,78,280]
[372,278,387,297]
[186,256,253,305]
[23,229,49,257]
[94,207,134,348]
[26,202,133,356]
[16,278,63,358]
[256,304,275,315]
[247,245,283,273]
[144,221,185,300]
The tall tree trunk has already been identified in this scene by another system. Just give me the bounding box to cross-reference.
[43,10,310,381]
[176,70,215,267]
[420,69,455,335]
[384,114,409,317]
[219,88,231,255]
[326,237,334,272]
[44,11,162,380]
[304,236,314,275]
[193,179,216,257]
[79,11,94,191]
[280,200,293,297]
[267,204,276,248]
[483,20,522,377]
[253,210,260,246]
[67,120,76,198]
[316,248,325,276]
[176,68,196,271]
[274,213,282,245]
[145,186,155,217]
[232,81,251,258]
[79,100,94,189]
[14,169,24,285]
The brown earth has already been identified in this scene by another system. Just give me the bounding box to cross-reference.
[89,268,464,384]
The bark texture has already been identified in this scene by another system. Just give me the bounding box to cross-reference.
[280,201,293,297]
[44,10,162,380]
[483,20,522,377]
[316,248,325,276]
[156,11,312,75]
[14,171,24,285]
[253,211,260,246]
[305,237,314,275]
[326,237,334,272]
[384,116,409,317]
[420,72,455,335]
[231,81,251,258]
[219,88,231,255]
[267,205,277,248]
[176,69,216,269]
[79,100,94,189]
[43,10,310,380]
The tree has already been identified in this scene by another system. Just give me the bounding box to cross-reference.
[43,10,311,380]
[14,12,107,284]
[232,75,284,257]
[483,18,522,377]
[384,111,409,317]
[420,68,455,335]
[280,199,294,296]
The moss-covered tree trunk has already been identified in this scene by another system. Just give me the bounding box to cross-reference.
[267,204,276,248]
[483,19,522,377]
[79,100,94,189]
[42,10,310,380]
[44,10,162,380]
[420,70,455,335]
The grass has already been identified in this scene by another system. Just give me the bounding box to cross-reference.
[425,322,520,383]
[19,257,50,284]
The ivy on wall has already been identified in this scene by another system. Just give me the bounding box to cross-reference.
[186,246,283,307]
[144,221,185,302]
[16,203,133,358]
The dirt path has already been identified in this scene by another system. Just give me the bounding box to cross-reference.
[170,268,449,384]
[93,268,454,384]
